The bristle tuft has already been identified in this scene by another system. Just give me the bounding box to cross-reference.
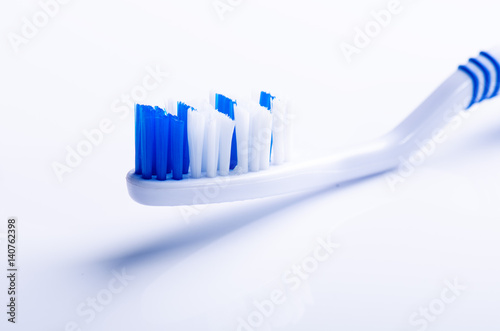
[170,117,184,180]
[187,109,205,178]
[133,91,291,180]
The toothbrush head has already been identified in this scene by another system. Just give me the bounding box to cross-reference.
[127,92,293,206]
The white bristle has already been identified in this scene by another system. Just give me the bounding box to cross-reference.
[199,103,216,173]
[250,89,261,104]
[248,103,272,172]
[162,98,170,112]
[247,103,259,172]
[258,110,273,170]
[271,98,287,165]
[234,103,250,174]
[187,109,205,178]
[205,116,220,178]
[209,90,216,108]
[166,99,177,115]
[217,113,235,176]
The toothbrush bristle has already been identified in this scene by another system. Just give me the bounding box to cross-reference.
[133,91,291,181]
[215,94,238,169]
[187,109,205,178]
[134,104,142,175]
[140,105,155,179]
[270,98,287,165]
[259,91,274,110]
[217,112,235,176]
[154,110,169,181]
[259,91,275,163]
[170,116,185,180]
[177,102,191,174]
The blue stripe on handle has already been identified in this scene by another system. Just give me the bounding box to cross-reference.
[469,58,490,102]
[479,51,500,98]
[458,65,479,109]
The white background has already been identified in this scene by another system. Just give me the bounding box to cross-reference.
[1,0,500,330]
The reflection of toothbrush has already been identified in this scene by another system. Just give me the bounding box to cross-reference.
[127,49,500,206]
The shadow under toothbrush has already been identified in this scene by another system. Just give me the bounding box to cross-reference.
[417,113,500,170]
[94,171,389,269]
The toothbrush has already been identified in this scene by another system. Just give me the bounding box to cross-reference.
[127,48,500,206]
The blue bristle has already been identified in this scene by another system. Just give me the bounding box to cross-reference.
[140,106,155,179]
[170,117,184,180]
[229,128,237,169]
[167,113,172,174]
[177,102,190,174]
[259,91,274,110]
[215,94,221,112]
[151,107,164,176]
[134,104,142,175]
[155,109,169,181]
[259,91,275,161]
[215,94,238,169]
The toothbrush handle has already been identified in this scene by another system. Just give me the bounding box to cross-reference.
[324,49,500,184]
